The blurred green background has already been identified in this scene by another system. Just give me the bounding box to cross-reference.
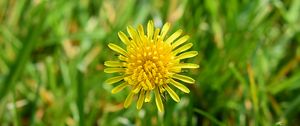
[0,0,300,125]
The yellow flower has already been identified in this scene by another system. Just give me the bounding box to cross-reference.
[104,20,198,112]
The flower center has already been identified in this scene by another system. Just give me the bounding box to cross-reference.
[125,41,174,90]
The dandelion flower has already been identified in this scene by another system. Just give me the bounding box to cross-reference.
[104,20,198,112]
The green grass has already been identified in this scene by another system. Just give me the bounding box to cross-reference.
[0,0,300,125]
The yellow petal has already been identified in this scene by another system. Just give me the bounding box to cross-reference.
[147,20,154,39]
[172,74,195,84]
[170,79,190,93]
[137,24,145,37]
[165,29,182,44]
[153,28,160,41]
[133,85,142,93]
[160,22,170,39]
[172,63,199,69]
[118,55,127,61]
[108,43,127,56]
[105,76,124,84]
[124,92,134,108]
[104,68,125,73]
[169,67,181,73]
[137,90,145,109]
[145,90,151,102]
[111,83,128,94]
[164,85,180,102]
[175,51,198,60]
[172,43,193,55]
[140,81,148,90]
[154,87,164,112]
[171,35,190,49]
[104,61,125,67]
[127,25,139,40]
[145,79,153,89]
[118,32,130,45]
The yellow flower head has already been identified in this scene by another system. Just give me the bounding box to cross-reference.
[104,20,198,112]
